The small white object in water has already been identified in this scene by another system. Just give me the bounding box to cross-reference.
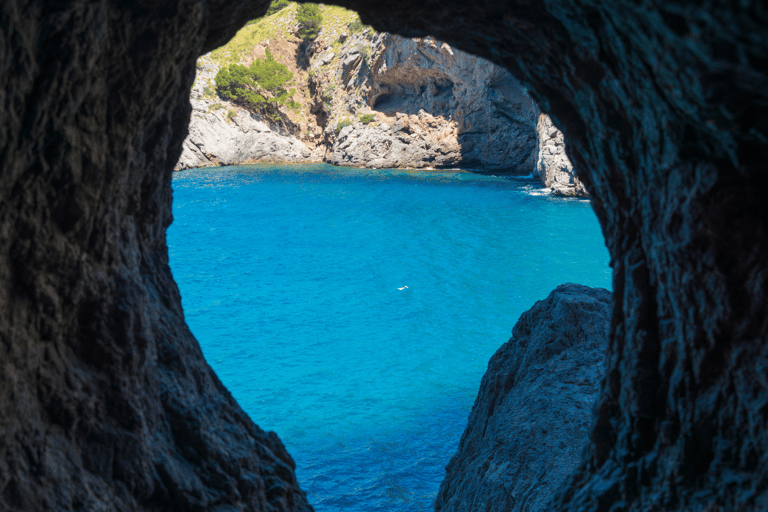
[398,286,409,290]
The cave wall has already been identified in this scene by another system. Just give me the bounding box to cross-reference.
[331,1,768,510]
[1,1,767,511]
[0,1,312,510]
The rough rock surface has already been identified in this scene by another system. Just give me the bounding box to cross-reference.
[2,1,768,511]
[326,111,463,169]
[178,22,568,180]
[436,283,612,512]
[536,114,588,197]
[0,1,311,510]
[176,61,318,170]
[318,33,540,173]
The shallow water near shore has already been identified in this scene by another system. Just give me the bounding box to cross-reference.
[168,164,611,512]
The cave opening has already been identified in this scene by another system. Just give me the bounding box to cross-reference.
[167,163,611,510]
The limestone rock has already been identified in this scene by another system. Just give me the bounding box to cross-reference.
[535,114,588,197]
[326,113,462,168]
[175,60,315,170]
[177,109,312,169]
[318,34,539,173]
[436,283,612,512]
[180,31,552,179]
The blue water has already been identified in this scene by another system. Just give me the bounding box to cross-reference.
[168,164,611,512]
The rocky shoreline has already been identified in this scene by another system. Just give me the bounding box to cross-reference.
[176,11,587,197]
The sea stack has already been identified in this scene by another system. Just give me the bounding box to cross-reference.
[436,283,612,512]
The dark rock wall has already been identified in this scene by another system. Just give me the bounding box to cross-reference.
[331,1,768,510]
[1,0,766,511]
[435,284,612,512]
[0,1,311,510]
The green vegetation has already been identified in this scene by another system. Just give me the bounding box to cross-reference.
[199,3,364,126]
[296,3,322,39]
[359,113,376,124]
[209,3,298,66]
[208,102,223,112]
[215,48,296,120]
[335,119,352,134]
[266,0,290,16]
[209,4,359,66]
[321,85,335,102]
[227,109,237,121]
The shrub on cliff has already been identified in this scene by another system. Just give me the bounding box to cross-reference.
[296,4,322,39]
[335,119,352,134]
[267,0,290,16]
[214,47,295,120]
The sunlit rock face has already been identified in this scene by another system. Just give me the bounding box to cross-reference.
[324,33,540,172]
[536,114,587,197]
[1,1,767,512]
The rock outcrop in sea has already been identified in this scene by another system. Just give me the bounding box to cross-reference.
[535,115,587,197]
[435,283,612,512]
[176,7,583,195]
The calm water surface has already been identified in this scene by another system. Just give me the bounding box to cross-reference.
[168,164,611,512]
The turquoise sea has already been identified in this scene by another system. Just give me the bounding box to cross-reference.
[168,164,611,511]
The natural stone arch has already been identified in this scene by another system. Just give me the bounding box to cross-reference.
[0,1,765,512]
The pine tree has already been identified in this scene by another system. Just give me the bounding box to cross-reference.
[214,48,295,120]
[296,3,322,39]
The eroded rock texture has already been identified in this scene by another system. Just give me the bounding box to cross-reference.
[536,114,588,197]
[175,58,322,171]
[435,284,612,512]
[328,1,768,510]
[324,33,540,172]
[1,0,767,511]
[0,0,310,510]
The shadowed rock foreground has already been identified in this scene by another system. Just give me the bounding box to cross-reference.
[1,0,767,511]
[436,284,612,512]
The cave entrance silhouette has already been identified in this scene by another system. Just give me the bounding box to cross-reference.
[0,1,766,511]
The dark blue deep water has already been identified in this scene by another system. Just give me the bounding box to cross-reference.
[168,164,611,512]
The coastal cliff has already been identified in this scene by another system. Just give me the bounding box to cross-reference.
[176,4,584,195]
[176,59,320,168]
[436,283,612,512]
[535,115,587,197]
[315,32,539,173]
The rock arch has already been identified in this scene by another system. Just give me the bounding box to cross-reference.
[0,1,765,510]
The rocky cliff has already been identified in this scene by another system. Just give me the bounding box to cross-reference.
[313,32,539,173]
[436,283,612,512]
[176,59,320,168]
[535,114,587,197]
[177,5,581,194]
